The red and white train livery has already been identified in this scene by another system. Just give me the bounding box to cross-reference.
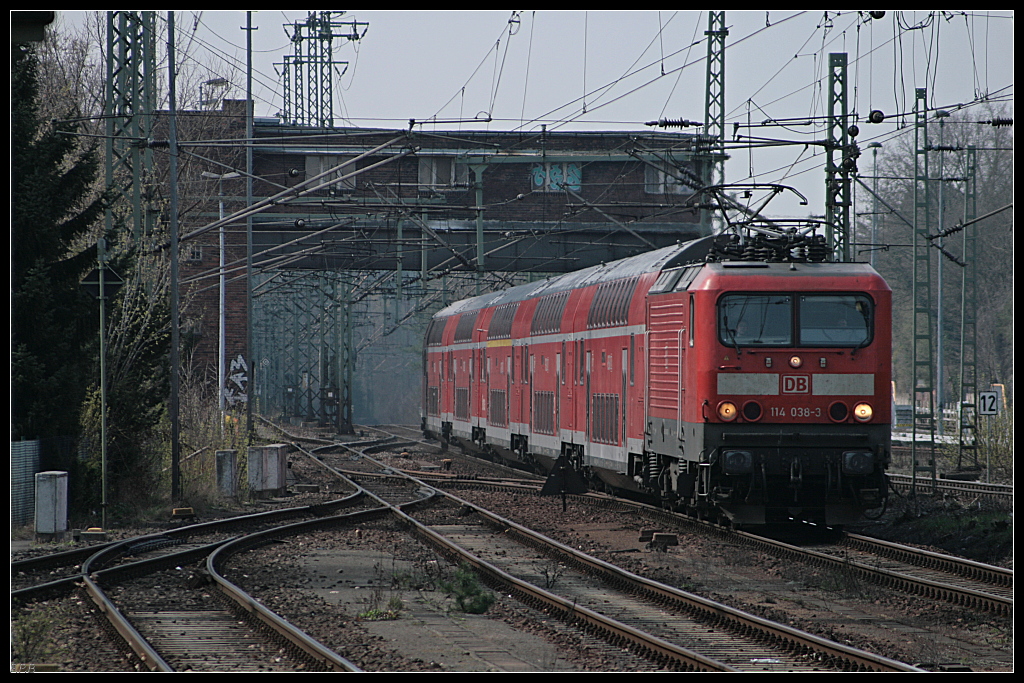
[422,236,891,526]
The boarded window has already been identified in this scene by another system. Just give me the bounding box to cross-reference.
[419,157,469,189]
[644,160,696,195]
[530,162,582,192]
[306,155,357,192]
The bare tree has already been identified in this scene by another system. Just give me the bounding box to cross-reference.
[868,103,1013,406]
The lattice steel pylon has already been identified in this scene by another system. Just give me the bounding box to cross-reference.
[278,11,367,128]
[702,11,727,235]
[956,145,979,471]
[825,53,855,263]
[911,87,937,495]
[253,271,355,434]
[104,11,158,246]
[702,12,727,186]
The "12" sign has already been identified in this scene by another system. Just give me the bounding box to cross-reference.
[978,391,1000,415]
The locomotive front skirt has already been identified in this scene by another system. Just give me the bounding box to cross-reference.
[423,237,892,526]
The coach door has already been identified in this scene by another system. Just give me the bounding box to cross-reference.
[564,338,574,433]
[585,350,593,441]
[621,347,629,446]
[556,346,562,436]
[677,328,686,442]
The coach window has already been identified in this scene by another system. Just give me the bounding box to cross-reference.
[561,341,566,385]
[578,339,585,385]
[798,294,872,346]
[622,335,630,387]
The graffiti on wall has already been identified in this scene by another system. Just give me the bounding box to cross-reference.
[224,354,248,407]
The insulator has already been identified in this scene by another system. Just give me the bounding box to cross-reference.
[990,117,1013,127]
[647,118,703,128]
[806,238,829,262]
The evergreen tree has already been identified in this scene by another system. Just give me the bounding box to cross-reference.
[12,43,106,441]
[14,39,172,520]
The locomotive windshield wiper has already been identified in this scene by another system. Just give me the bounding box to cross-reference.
[850,332,871,358]
[725,326,742,356]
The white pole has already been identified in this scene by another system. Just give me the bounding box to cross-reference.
[219,184,226,425]
[202,171,239,434]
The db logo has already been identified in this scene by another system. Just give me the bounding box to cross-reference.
[782,375,810,394]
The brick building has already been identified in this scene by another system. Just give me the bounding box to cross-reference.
[179,104,709,426]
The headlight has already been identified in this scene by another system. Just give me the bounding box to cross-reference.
[853,402,873,422]
[843,450,874,475]
[828,401,849,422]
[742,400,762,422]
[717,401,738,422]
[722,450,754,475]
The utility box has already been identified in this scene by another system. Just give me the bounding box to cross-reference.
[248,444,290,498]
[216,449,238,496]
[35,471,68,540]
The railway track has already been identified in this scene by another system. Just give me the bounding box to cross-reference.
[887,471,1012,503]
[93,513,370,671]
[363,424,1012,619]
[14,494,372,671]
[12,489,366,603]
[416,495,915,671]
[293,436,921,672]
[722,527,1012,617]
[14,422,1005,670]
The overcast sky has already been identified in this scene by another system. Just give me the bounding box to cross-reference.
[55,10,1013,217]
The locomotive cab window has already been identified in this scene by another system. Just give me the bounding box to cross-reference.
[718,295,792,346]
[718,293,873,348]
[798,295,872,346]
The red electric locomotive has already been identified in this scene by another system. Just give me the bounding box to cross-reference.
[423,234,891,526]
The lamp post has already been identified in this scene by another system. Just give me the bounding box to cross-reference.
[81,242,123,530]
[201,171,240,432]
